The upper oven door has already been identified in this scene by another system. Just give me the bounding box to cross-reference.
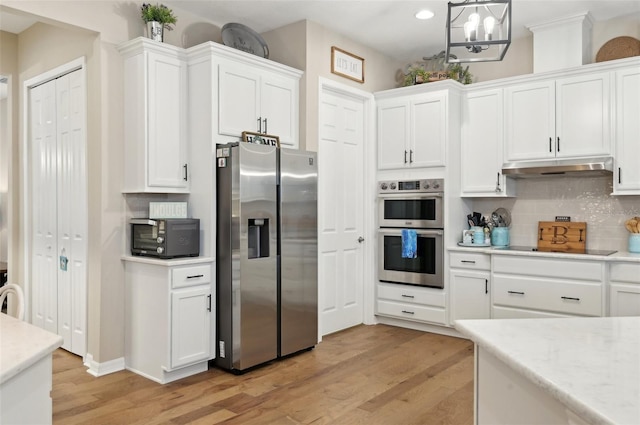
[378,193,443,228]
[378,228,444,288]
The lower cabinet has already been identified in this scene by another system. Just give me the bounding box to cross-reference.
[376,282,447,325]
[491,255,605,318]
[449,251,491,324]
[124,258,214,384]
[609,262,640,316]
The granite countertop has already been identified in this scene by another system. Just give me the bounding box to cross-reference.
[455,317,640,425]
[0,314,63,385]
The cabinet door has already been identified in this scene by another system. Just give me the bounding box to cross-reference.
[610,283,640,317]
[260,73,299,147]
[147,51,188,190]
[170,285,211,369]
[450,270,490,323]
[462,89,513,196]
[614,67,640,194]
[411,93,446,168]
[377,99,409,169]
[218,61,261,137]
[556,72,610,158]
[504,80,555,161]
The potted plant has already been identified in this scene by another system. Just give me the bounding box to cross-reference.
[141,3,177,42]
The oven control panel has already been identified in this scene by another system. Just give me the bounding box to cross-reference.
[378,179,444,193]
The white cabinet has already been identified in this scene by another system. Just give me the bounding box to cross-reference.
[613,64,640,195]
[449,251,491,323]
[124,259,214,384]
[492,255,605,318]
[218,59,300,147]
[119,38,189,193]
[377,91,448,170]
[461,88,515,197]
[505,72,610,162]
[609,262,640,317]
[376,282,447,325]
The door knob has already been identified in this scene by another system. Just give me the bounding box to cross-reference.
[358,236,365,243]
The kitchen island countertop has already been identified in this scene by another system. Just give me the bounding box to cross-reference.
[455,317,640,425]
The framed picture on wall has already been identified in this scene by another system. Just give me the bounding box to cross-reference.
[331,46,365,83]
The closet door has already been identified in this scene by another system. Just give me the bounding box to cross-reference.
[30,69,87,356]
[56,70,87,355]
[31,80,59,335]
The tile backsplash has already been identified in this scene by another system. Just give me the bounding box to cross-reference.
[471,176,640,253]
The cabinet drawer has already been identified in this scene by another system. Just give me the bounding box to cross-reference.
[172,265,211,289]
[493,255,603,281]
[377,300,446,325]
[450,252,490,270]
[377,282,445,308]
[493,276,602,316]
[609,263,640,284]
[492,305,574,319]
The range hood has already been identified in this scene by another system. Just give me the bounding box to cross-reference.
[502,157,614,178]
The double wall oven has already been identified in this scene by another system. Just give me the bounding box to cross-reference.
[378,179,444,289]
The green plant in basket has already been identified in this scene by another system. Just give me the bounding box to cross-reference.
[141,3,177,30]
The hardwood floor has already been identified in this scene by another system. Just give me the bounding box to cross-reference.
[52,324,474,425]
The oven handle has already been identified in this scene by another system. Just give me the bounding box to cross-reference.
[378,193,443,200]
[378,229,444,237]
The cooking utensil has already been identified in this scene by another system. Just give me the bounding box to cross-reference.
[493,207,512,227]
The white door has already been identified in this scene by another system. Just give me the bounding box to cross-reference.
[318,85,365,336]
[29,68,87,356]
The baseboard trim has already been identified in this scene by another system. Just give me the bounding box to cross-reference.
[84,353,125,377]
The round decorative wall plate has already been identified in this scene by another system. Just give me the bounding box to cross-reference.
[595,36,640,62]
[221,23,269,59]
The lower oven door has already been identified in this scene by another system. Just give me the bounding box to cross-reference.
[378,228,444,288]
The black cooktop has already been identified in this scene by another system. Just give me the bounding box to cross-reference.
[496,245,618,256]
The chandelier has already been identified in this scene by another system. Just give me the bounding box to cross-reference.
[446,0,511,63]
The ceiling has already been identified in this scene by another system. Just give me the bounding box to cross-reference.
[1,1,638,63]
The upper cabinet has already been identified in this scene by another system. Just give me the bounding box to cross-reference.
[461,88,515,197]
[613,65,640,195]
[377,90,449,170]
[187,43,302,149]
[218,59,300,147]
[504,72,610,162]
[119,38,189,193]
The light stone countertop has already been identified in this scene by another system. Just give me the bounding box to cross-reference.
[455,317,640,425]
[0,314,63,385]
[448,245,640,263]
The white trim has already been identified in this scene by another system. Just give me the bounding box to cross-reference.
[21,56,87,338]
[317,77,377,339]
[85,353,126,377]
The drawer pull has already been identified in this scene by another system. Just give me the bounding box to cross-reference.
[401,310,415,315]
[508,291,525,295]
[461,260,476,264]
[187,274,204,279]
[561,296,580,301]
[401,294,415,298]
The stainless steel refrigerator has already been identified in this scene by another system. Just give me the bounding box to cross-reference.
[215,142,318,372]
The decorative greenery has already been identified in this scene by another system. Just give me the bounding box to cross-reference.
[401,51,473,86]
[141,3,177,30]
[402,63,472,86]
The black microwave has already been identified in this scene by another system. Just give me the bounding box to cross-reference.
[130,218,200,259]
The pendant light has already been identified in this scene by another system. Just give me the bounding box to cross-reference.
[446,0,511,63]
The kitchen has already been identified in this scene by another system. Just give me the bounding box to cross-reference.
[1,1,639,424]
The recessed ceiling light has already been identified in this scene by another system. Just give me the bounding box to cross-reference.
[415,9,435,20]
